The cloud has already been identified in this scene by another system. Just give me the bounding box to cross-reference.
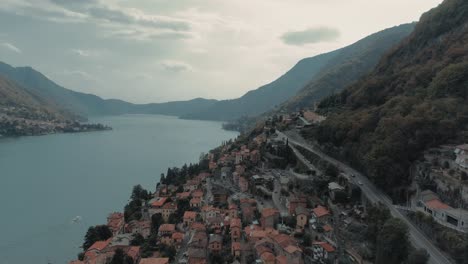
[1,42,22,53]
[160,60,193,72]
[281,27,340,46]
[50,0,190,31]
[71,48,103,57]
[58,69,94,80]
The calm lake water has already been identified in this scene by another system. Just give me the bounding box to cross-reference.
[0,115,238,264]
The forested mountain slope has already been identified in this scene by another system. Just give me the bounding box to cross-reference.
[307,0,468,192]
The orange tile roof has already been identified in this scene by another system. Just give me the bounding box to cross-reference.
[151,197,168,207]
[190,197,201,204]
[312,205,330,218]
[276,255,287,264]
[323,224,333,232]
[425,199,451,210]
[262,208,279,218]
[87,239,111,251]
[139,258,170,264]
[314,241,335,252]
[261,252,275,262]
[284,245,302,254]
[190,222,206,231]
[172,232,184,240]
[230,218,241,228]
[159,224,175,233]
[126,246,140,260]
[184,211,197,219]
[232,242,241,251]
[162,202,176,210]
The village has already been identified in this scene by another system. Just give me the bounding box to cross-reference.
[70,110,468,264]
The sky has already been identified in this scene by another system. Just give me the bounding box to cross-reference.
[0,0,443,104]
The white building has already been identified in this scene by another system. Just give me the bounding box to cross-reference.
[455,144,468,169]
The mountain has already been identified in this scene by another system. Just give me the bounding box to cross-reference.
[182,24,415,121]
[0,74,68,121]
[281,23,415,111]
[307,0,468,192]
[181,51,339,121]
[0,62,218,117]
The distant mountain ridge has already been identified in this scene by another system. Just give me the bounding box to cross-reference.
[0,23,415,123]
[182,23,415,121]
[0,61,218,118]
[180,51,340,121]
[281,23,416,111]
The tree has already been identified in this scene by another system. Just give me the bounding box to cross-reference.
[406,249,429,264]
[375,218,410,264]
[83,225,113,250]
[108,248,133,264]
[151,213,164,234]
[130,233,145,246]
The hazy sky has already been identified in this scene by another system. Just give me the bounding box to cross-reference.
[0,0,443,103]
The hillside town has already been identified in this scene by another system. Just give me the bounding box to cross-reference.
[70,110,468,264]
[0,106,111,137]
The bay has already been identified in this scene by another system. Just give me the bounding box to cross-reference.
[0,115,237,264]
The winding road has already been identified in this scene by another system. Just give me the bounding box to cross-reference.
[277,129,453,264]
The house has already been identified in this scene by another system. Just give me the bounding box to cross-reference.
[295,206,308,229]
[191,190,204,199]
[212,187,229,205]
[190,197,202,208]
[190,222,207,232]
[239,176,249,192]
[188,231,208,264]
[312,206,330,224]
[228,204,239,218]
[158,224,175,236]
[201,205,221,221]
[288,195,307,215]
[261,208,279,229]
[187,247,207,264]
[84,239,111,263]
[208,234,223,253]
[107,212,124,236]
[184,179,199,192]
[206,216,224,231]
[284,245,303,264]
[184,211,198,226]
[328,182,345,201]
[149,197,168,216]
[139,258,170,264]
[241,206,255,223]
[172,232,184,248]
[230,218,242,242]
[232,242,241,257]
[312,241,336,263]
[162,202,177,222]
[455,144,468,169]
[125,246,141,263]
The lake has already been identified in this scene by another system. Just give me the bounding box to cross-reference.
[0,115,238,264]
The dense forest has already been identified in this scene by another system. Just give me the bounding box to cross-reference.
[304,0,468,195]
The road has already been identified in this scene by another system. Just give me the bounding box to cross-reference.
[277,130,453,264]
